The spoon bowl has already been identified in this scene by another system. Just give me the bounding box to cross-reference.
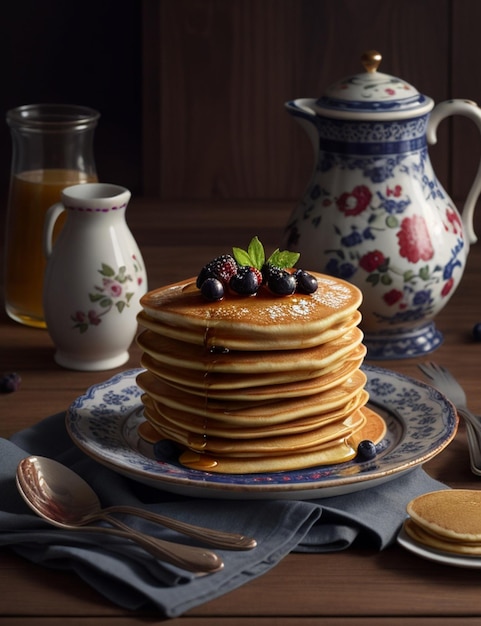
[16,455,255,549]
[16,455,224,574]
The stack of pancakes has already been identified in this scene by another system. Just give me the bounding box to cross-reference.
[404,490,481,555]
[136,271,385,473]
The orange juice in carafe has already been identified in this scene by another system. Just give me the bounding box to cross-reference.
[4,169,97,328]
[4,103,99,328]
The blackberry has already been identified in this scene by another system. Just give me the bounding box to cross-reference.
[356,440,377,461]
[229,266,262,296]
[197,254,238,288]
[266,266,297,295]
[201,277,225,301]
[0,372,21,393]
[294,269,318,294]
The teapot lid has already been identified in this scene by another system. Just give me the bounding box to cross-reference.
[314,51,433,120]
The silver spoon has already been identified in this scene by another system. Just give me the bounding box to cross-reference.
[16,455,224,574]
[17,455,255,550]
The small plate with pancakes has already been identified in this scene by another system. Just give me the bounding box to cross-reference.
[66,365,458,500]
[398,490,481,568]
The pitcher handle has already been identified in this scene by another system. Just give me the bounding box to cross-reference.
[427,99,481,245]
[43,202,65,259]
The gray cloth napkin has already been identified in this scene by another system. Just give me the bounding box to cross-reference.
[0,411,446,616]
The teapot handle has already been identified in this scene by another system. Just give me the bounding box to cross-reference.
[43,202,65,259]
[427,99,481,245]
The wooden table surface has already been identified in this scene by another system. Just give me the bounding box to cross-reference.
[2,199,481,625]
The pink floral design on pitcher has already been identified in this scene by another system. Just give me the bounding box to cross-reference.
[71,255,143,333]
[397,215,434,263]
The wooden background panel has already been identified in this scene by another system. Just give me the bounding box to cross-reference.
[142,0,450,200]
[452,0,481,220]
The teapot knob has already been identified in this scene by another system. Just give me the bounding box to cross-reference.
[361,50,382,73]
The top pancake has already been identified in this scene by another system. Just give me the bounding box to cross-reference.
[139,272,362,351]
[407,490,481,542]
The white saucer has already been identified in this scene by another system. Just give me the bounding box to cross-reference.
[397,525,481,569]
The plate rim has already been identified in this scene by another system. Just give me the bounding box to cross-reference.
[66,365,458,499]
[397,525,481,569]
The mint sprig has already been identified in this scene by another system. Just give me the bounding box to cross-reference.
[232,236,300,270]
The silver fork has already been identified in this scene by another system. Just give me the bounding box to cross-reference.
[418,361,481,475]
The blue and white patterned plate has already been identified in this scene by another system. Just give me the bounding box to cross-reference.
[66,366,457,500]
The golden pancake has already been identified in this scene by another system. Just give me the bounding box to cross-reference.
[137,311,361,351]
[144,408,366,456]
[140,351,365,401]
[139,273,362,351]
[178,439,359,473]
[136,259,372,474]
[136,326,364,374]
[137,369,368,426]
[142,392,365,441]
[139,402,386,473]
[407,490,481,542]
[140,345,366,393]
[137,420,163,443]
[349,405,387,445]
[403,519,481,556]
[143,392,369,437]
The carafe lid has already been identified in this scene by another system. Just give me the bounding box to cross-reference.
[314,51,434,120]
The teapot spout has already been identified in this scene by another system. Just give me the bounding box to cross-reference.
[285,99,319,158]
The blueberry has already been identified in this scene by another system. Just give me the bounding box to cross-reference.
[473,323,481,341]
[229,267,260,295]
[200,277,224,301]
[0,372,21,393]
[294,269,318,294]
[356,440,377,461]
[267,268,297,295]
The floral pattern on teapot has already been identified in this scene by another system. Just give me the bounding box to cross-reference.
[283,129,467,338]
[282,52,481,359]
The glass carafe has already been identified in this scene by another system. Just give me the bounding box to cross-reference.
[4,104,99,328]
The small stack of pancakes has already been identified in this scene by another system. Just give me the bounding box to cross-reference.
[136,271,385,473]
[404,490,481,555]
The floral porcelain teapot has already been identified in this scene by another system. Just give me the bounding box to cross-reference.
[281,50,481,359]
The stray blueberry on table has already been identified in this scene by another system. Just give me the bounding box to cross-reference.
[473,323,481,341]
[0,372,21,393]
[201,277,225,301]
[356,439,377,461]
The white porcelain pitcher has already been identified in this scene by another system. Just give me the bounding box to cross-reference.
[43,183,147,371]
[281,51,481,359]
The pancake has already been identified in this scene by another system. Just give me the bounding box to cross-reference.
[144,407,367,456]
[407,490,481,542]
[136,326,364,374]
[139,273,362,351]
[142,393,367,439]
[140,349,365,399]
[141,355,362,401]
[178,439,360,473]
[137,309,362,352]
[137,369,368,426]
[403,519,481,556]
[136,255,378,474]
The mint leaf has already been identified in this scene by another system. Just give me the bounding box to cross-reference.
[267,249,300,269]
[233,237,299,270]
[247,236,265,269]
[233,236,265,269]
[232,246,252,266]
